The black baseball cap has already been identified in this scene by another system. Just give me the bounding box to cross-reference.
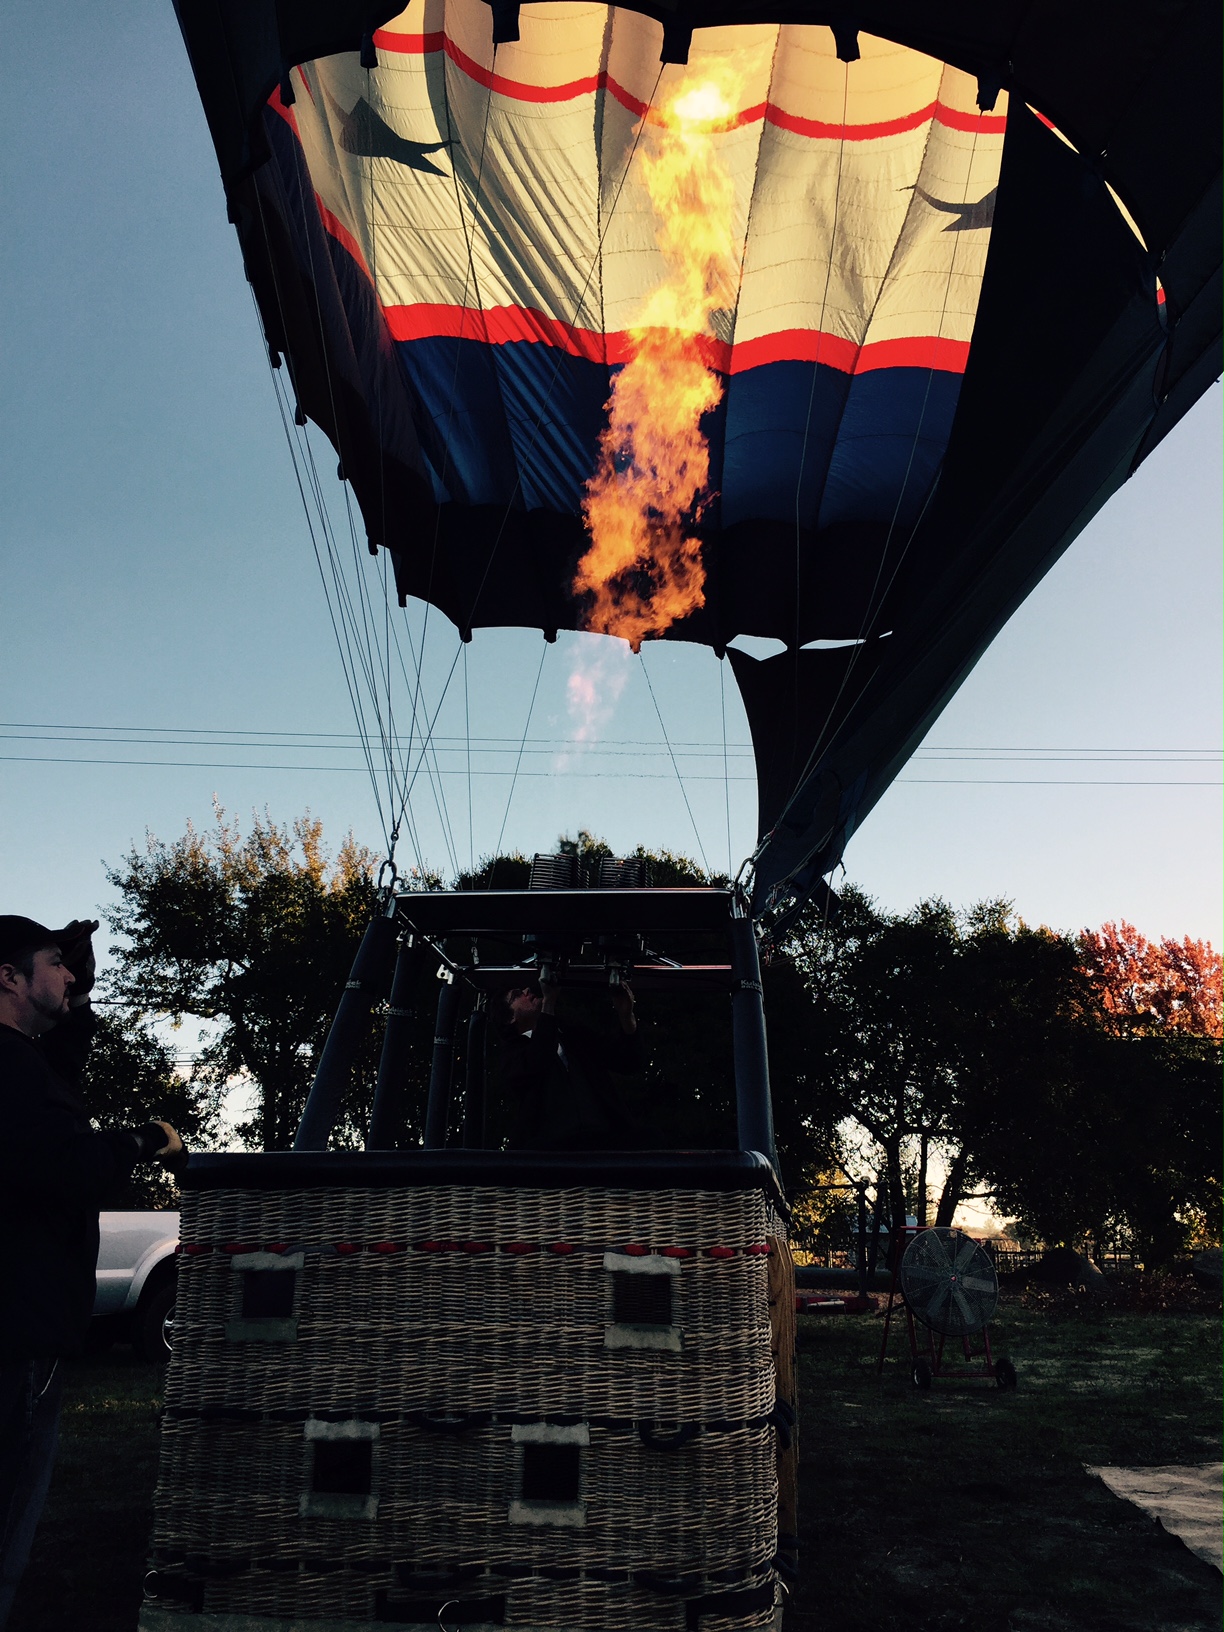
[0,916,97,965]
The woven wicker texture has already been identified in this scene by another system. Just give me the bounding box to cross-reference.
[151,1184,785,1629]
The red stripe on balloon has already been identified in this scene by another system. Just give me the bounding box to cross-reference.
[316,199,372,282]
[381,302,970,377]
[370,30,1005,138]
[267,83,300,136]
[374,28,633,111]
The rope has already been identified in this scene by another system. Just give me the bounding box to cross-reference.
[641,650,710,875]
[720,657,732,877]
[493,640,549,863]
[247,104,425,867]
[463,641,474,877]
[260,338,391,850]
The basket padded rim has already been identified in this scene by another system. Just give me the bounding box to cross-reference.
[140,1611,711,1632]
[182,1150,784,1200]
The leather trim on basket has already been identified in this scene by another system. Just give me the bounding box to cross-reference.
[182,1149,785,1201]
[376,1589,506,1624]
[684,1579,776,1627]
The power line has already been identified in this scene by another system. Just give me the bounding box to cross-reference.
[0,753,1218,787]
[0,724,1217,761]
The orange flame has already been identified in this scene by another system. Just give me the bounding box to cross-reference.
[574,72,741,651]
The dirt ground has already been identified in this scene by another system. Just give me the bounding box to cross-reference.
[9,1288,1221,1632]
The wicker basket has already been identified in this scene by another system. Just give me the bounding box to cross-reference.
[143,1159,791,1630]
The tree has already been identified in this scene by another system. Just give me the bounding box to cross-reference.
[105,808,384,1150]
[974,1024,1222,1263]
[82,1012,219,1208]
[781,887,1064,1229]
[1080,921,1222,1039]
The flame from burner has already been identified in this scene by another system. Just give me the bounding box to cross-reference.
[574,71,741,652]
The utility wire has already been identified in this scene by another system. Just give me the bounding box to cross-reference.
[4,719,1217,755]
[3,754,1216,788]
[1,726,1216,764]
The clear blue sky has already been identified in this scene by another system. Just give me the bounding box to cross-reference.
[2,0,1220,960]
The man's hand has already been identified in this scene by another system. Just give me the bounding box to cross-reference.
[611,979,637,1034]
[58,918,98,1003]
[539,966,560,1016]
[151,1121,184,1158]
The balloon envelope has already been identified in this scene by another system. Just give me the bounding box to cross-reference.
[175,0,1220,922]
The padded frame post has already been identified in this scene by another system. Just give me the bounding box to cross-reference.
[294,910,398,1152]
[423,974,463,1149]
[367,936,427,1149]
[461,1005,488,1149]
[729,914,778,1169]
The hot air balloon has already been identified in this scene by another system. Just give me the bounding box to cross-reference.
[142,3,1220,1628]
[172,0,1219,928]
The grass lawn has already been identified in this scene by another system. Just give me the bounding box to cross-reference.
[9,1290,1221,1632]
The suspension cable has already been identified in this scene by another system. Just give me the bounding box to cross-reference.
[641,650,710,875]
[493,640,549,863]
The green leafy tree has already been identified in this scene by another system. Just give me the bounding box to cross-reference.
[972,1025,1222,1263]
[785,887,973,1228]
[82,1012,219,1208]
[785,883,1221,1261]
[105,808,383,1150]
[783,887,1110,1231]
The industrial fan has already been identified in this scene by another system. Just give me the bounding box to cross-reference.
[878,1227,1017,1389]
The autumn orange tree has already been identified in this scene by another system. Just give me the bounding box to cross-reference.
[1080,920,1222,1039]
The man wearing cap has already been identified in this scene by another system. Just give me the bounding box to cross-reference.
[0,915,185,1626]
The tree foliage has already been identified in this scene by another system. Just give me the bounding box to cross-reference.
[781,887,1083,1230]
[83,1011,219,1208]
[1080,920,1222,1039]
[974,1024,1222,1263]
[782,887,1221,1262]
[98,808,1218,1262]
[105,808,381,1150]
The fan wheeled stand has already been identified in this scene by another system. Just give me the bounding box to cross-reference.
[878,1226,1017,1389]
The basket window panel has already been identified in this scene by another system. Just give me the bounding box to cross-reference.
[603,1252,682,1353]
[224,1252,304,1342]
[509,1422,588,1529]
[301,1419,380,1520]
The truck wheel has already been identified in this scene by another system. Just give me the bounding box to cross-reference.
[135,1280,176,1363]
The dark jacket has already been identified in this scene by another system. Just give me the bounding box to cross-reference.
[0,1011,155,1359]
[500,1012,643,1151]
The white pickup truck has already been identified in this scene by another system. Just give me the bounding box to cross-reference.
[92,1211,180,1361]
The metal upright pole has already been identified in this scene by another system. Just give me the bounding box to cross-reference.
[294,904,399,1151]
[367,935,427,1149]
[461,1004,487,1149]
[423,974,462,1149]
[728,911,778,1170]
[856,1183,869,1299]
[866,1180,885,1278]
